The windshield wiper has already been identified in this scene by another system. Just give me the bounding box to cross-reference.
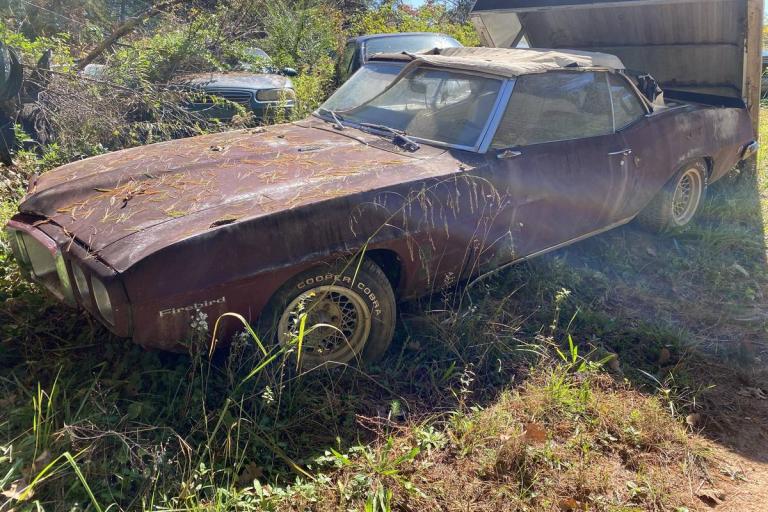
[315,107,345,130]
[358,122,420,152]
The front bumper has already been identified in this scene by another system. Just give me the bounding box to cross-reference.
[186,98,296,121]
[5,215,132,337]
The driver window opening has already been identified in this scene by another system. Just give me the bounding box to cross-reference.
[492,71,613,148]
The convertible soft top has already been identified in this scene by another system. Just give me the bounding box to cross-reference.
[369,47,625,77]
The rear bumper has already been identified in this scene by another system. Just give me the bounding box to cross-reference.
[5,215,132,337]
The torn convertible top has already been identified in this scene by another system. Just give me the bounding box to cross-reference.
[369,47,626,77]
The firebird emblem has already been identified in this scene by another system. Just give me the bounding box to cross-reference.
[159,297,226,318]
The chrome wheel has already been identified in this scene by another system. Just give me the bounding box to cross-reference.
[671,167,703,226]
[277,285,371,365]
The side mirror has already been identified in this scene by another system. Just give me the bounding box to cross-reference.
[282,67,298,77]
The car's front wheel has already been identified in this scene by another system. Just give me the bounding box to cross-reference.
[638,160,708,232]
[264,259,396,367]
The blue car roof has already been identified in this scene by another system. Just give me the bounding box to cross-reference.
[347,32,459,44]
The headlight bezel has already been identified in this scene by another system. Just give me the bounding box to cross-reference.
[9,230,30,266]
[91,276,115,326]
[256,88,296,102]
[6,218,130,335]
[55,251,75,304]
[72,263,91,304]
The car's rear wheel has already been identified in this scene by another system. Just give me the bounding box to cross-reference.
[264,259,395,367]
[637,160,707,232]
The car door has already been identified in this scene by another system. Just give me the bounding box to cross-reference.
[479,71,633,264]
[606,73,671,218]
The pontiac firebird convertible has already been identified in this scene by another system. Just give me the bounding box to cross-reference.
[5,48,757,365]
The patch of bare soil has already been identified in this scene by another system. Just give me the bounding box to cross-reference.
[561,220,768,511]
[690,363,768,511]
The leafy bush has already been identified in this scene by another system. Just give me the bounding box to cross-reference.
[350,0,480,46]
[259,0,343,70]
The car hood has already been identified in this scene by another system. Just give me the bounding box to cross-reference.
[177,72,293,90]
[19,122,460,269]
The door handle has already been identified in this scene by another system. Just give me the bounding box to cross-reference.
[608,148,632,156]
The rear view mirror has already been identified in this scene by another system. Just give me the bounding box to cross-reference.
[409,80,427,94]
[282,67,298,77]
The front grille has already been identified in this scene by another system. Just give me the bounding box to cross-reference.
[206,89,253,104]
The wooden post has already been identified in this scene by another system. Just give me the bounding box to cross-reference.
[743,0,764,175]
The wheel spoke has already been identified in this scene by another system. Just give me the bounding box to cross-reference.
[278,284,371,363]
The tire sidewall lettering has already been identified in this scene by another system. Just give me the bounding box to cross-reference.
[294,274,381,316]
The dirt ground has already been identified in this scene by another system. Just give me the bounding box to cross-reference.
[572,220,768,510]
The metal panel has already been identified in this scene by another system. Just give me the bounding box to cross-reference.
[743,0,763,149]
[470,0,759,107]
[472,0,726,12]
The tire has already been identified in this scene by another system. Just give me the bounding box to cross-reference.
[261,259,396,367]
[637,160,708,233]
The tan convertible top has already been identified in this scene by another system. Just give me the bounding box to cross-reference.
[370,47,625,77]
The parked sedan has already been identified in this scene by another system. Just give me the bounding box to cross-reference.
[177,48,297,121]
[337,32,461,83]
[5,48,756,366]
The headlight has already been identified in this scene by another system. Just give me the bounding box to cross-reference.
[55,252,75,303]
[72,264,90,302]
[6,230,29,266]
[21,233,55,277]
[256,88,296,102]
[91,277,114,325]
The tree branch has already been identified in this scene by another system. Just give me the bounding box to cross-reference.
[76,0,186,71]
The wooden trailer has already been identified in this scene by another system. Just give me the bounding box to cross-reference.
[470,0,763,169]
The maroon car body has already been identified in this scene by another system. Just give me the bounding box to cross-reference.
[5,47,757,354]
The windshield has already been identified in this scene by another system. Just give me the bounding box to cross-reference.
[365,35,461,60]
[318,66,502,148]
[324,62,405,111]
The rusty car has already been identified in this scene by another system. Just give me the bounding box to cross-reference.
[173,48,298,121]
[5,47,757,366]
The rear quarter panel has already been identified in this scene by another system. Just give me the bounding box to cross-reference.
[657,103,751,182]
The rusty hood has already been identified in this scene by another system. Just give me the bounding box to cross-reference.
[19,122,462,270]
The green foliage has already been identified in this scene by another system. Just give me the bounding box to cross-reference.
[350,0,480,46]
[0,20,72,67]
[259,0,343,70]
